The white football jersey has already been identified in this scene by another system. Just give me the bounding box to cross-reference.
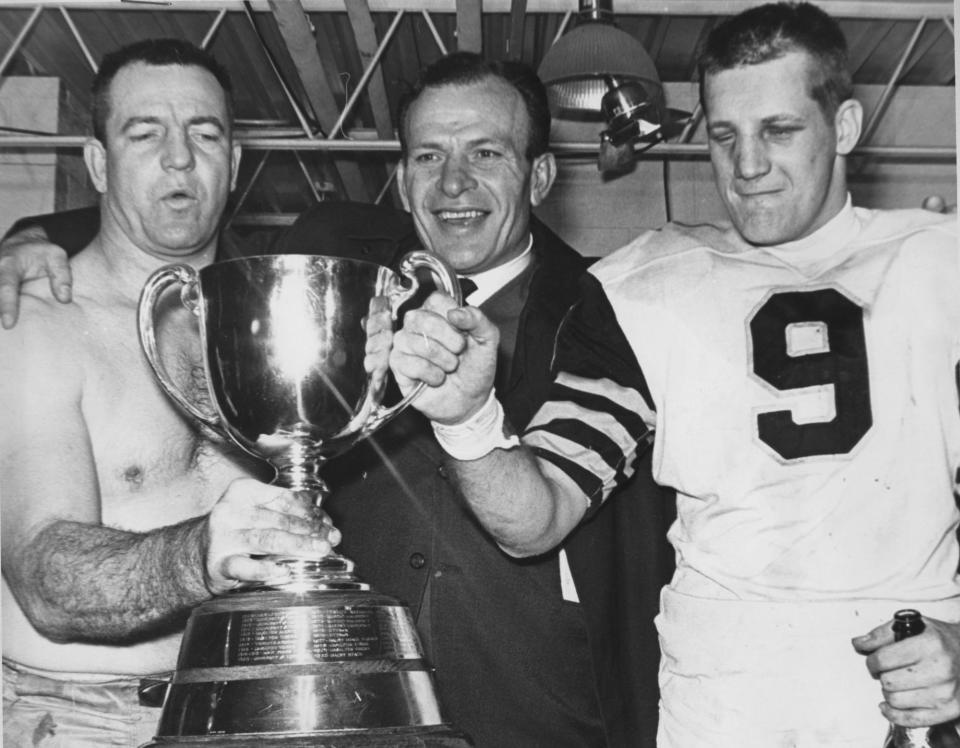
[527,201,960,603]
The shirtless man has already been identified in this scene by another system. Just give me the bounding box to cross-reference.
[0,39,336,747]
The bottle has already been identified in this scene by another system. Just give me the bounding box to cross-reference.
[882,610,960,748]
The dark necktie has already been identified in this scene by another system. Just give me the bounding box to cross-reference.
[457,276,478,301]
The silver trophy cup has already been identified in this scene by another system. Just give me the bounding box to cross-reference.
[137,253,472,747]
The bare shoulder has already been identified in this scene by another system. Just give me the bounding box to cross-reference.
[0,279,96,394]
[2,280,81,338]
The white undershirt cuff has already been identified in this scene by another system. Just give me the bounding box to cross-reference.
[431,391,520,461]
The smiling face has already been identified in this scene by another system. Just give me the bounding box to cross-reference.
[704,50,861,246]
[397,77,556,274]
[84,62,241,260]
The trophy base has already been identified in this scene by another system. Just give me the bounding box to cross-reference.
[148,586,472,746]
[257,552,370,592]
[142,724,472,747]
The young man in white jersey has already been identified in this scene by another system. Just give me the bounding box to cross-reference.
[388,2,960,747]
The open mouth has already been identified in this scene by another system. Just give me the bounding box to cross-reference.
[162,188,198,205]
[434,208,487,225]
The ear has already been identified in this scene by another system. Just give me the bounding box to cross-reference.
[83,138,108,195]
[229,142,242,191]
[528,152,557,207]
[397,159,412,212]
[834,98,862,156]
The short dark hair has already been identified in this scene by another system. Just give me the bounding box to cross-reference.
[697,2,853,119]
[91,38,234,143]
[396,52,551,161]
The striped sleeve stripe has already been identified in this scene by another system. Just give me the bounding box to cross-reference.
[529,374,652,458]
[527,399,639,473]
[532,447,606,509]
[525,420,637,501]
[528,418,638,497]
[551,372,654,432]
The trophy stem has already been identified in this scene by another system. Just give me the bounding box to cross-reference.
[275,448,328,502]
[255,449,370,592]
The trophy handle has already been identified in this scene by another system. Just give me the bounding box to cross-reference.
[137,263,227,438]
[364,250,462,433]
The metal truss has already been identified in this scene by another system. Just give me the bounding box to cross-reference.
[0,0,955,218]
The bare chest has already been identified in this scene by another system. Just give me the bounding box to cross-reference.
[77,312,262,531]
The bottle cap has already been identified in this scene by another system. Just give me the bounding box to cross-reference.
[892,609,925,640]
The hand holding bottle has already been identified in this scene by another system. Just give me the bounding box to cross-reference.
[854,610,960,745]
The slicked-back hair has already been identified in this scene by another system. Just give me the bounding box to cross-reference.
[91,38,234,143]
[396,51,551,162]
[697,2,853,119]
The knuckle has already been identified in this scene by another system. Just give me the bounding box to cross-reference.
[277,514,303,534]
[260,527,285,547]
[242,527,270,551]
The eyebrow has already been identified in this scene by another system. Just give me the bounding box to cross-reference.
[410,135,510,150]
[708,113,805,130]
[759,114,805,125]
[120,115,227,133]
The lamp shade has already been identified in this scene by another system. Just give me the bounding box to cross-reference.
[537,19,663,115]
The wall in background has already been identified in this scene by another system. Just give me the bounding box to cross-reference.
[0,76,58,235]
[0,76,97,237]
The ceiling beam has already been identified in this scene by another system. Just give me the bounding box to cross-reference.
[268,0,341,129]
[267,0,369,200]
[344,0,395,139]
[455,0,483,52]
[860,17,928,143]
[506,0,526,59]
[0,5,41,74]
[10,1,954,20]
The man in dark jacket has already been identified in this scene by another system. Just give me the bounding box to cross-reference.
[0,53,674,747]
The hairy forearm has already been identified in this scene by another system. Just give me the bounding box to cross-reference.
[9,517,210,644]
[447,446,581,557]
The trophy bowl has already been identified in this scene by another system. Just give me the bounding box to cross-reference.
[137,253,472,746]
